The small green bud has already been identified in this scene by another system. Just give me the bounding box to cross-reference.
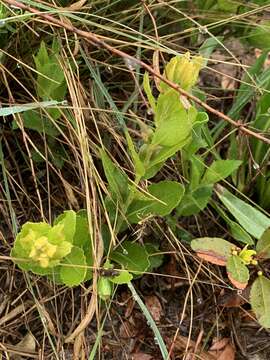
[258,271,263,276]
[97,277,112,301]
[250,259,258,266]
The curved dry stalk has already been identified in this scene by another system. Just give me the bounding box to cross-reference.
[2,0,270,145]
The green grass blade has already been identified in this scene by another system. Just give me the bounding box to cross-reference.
[128,282,169,360]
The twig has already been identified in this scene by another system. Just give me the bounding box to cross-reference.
[2,0,270,145]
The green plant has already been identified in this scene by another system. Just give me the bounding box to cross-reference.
[10,52,205,297]
[224,51,270,210]
[11,208,163,293]
[191,186,270,328]
[11,210,92,286]
[12,40,68,168]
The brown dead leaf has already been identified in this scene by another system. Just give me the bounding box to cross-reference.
[145,295,162,322]
[169,334,217,360]
[221,76,236,91]
[11,332,36,359]
[209,339,235,360]
[210,338,229,351]
[196,251,227,266]
[131,353,153,360]
[217,343,235,360]
[218,288,249,308]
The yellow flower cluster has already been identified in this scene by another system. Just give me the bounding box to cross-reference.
[29,236,57,268]
[19,224,72,268]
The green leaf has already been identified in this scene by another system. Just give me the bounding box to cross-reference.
[189,155,205,190]
[144,140,191,174]
[100,148,129,202]
[0,100,63,117]
[212,202,254,245]
[228,51,270,119]
[247,21,270,50]
[201,160,242,185]
[199,37,222,66]
[216,186,270,239]
[226,255,249,289]
[176,185,213,216]
[256,227,270,259]
[34,41,67,101]
[127,181,185,223]
[74,210,92,248]
[143,72,156,113]
[154,89,181,127]
[36,62,66,100]
[109,270,133,284]
[146,181,185,215]
[217,0,239,12]
[110,241,150,274]
[250,275,270,328]
[20,110,59,136]
[145,243,164,270]
[34,41,49,68]
[125,130,145,179]
[153,90,192,146]
[191,237,234,266]
[183,113,209,155]
[60,246,87,287]
[142,160,165,180]
[54,210,76,244]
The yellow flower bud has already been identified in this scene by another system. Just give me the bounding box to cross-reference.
[160,52,203,92]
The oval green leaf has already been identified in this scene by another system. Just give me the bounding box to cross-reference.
[256,227,270,259]
[201,160,242,185]
[110,241,150,274]
[60,246,87,287]
[53,210,77,244]
[109,270,133,284]
[74,210,92,248]
[191,237,234,266]
[250,275,270,328]
[226,255,249,290]
[216,186,270,239]
[127,181,185,223]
